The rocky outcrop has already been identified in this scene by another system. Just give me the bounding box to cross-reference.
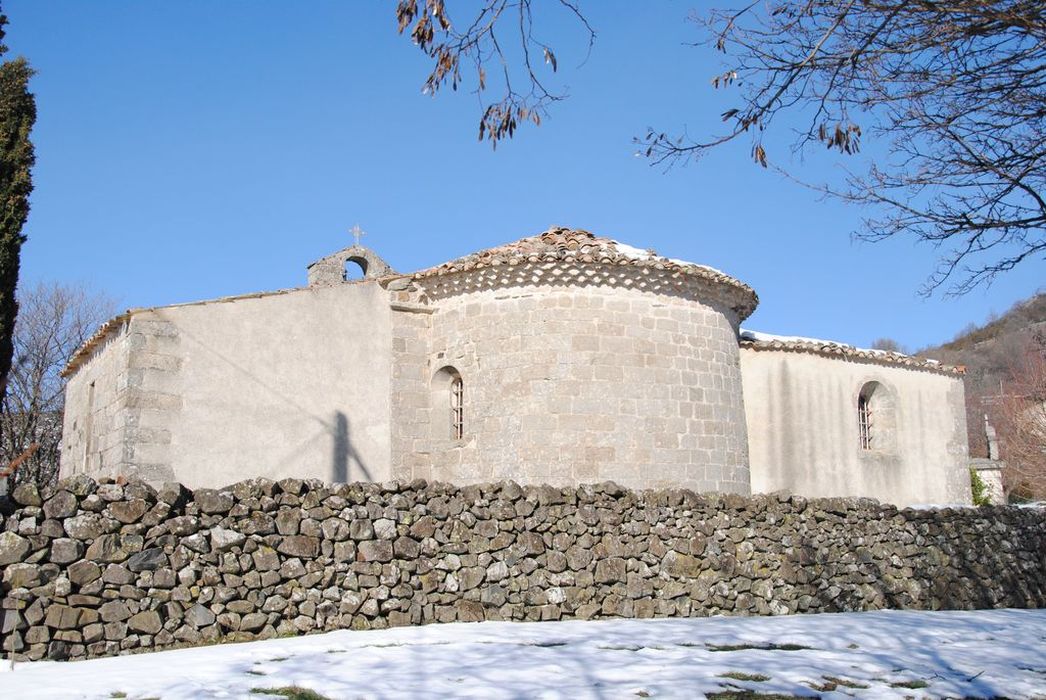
[1,476,1044,663]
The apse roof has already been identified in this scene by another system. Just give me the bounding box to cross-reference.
[410,226,759,316]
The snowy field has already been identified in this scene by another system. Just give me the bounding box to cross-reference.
[2,609,1045,699]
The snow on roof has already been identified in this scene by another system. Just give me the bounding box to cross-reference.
[739,328,963,376]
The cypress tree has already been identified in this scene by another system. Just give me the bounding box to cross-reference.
[0,7,35,402]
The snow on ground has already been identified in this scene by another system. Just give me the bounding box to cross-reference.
[2,609,1045,699]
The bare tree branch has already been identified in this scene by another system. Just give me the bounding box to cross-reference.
[636,0,1045,295]
[396,0,595,146]
[397,1,1044,295]
[0,281,116,489]
[992,332,1046,499]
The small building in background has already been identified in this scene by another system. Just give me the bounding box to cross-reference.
[969,415,1007,504]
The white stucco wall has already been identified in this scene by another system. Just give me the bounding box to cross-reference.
[61,282,393,488]
[402,279,751,493]
[740,348,971,506]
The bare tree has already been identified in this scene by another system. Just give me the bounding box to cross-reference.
[994,333,1046,500]
[398,2,1044,295]
[645,1,1046,296]
[870,337,905,353]
[0,281,115,489]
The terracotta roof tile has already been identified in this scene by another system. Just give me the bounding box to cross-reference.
[60,312,133,378]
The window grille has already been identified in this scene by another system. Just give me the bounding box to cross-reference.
[450,376,464,440]
[858,393,872,450]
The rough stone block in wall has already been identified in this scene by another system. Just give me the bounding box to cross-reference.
[418,286,751,492]
[1,474,1044,663]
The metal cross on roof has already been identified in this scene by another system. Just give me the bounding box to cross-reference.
[350,224,366,246]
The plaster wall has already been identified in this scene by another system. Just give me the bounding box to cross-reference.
[61,283,394,487]
[740,348,971,506]
[403,280,751,493]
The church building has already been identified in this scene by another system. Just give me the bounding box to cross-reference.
[59,227,972,506]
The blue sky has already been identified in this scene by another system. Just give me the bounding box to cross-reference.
[5,1,1042,351]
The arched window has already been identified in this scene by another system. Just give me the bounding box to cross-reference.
[344,257,368,281]
[857,390,873,449]
[857,381,896,452]
[432,366,465,442]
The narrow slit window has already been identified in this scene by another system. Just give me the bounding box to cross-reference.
[857,393,872,450]
[450,376,464,440]
[83,380,97,471]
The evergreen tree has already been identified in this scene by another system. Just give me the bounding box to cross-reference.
[0,6,35,404]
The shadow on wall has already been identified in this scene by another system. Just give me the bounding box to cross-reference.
[158,315,381,483]
[331,411,372,483]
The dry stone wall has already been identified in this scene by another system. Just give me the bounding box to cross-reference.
[1,475,1044,663]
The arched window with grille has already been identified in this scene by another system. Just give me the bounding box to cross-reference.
[432,366,465,443]
[857,389,873,449]
[857,381,896,452]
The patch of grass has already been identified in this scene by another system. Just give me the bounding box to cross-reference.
[110,694,127,699]
[810,676,870,691]
[719,672,770,682]
[706,642,811,652]
[597,644,645,651]
[246,669,267,676]
[269,656,290,662]
[890,679,930,689]
[251,687,333,700]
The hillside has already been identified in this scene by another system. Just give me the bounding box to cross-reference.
[929,293,1046,354]
[919,292,1046,458]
